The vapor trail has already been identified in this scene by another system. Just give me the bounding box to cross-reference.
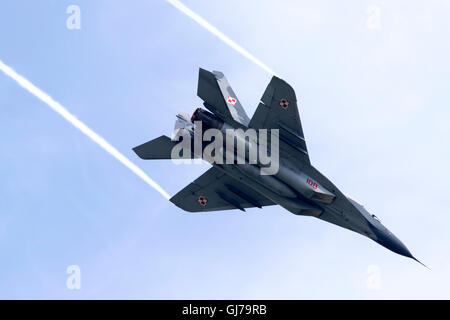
[0,59,171,200]
[166,0,277,76]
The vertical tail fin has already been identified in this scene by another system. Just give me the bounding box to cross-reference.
[197,68,251,126]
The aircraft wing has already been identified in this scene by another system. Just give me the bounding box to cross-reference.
[249,76,310,165]
[170,167,275,212]
[197,68,251,126]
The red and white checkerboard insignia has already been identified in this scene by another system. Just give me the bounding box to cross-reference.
[197,196,208,206]
[279,99,290,109]
[227,96,237,106]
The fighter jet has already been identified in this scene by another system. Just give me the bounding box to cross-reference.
[133,68,421,263]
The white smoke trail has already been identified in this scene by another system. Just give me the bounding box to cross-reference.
[166,0,277,76]
[0,59,171,200]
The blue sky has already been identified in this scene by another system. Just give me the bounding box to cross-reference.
[1,0,450,299]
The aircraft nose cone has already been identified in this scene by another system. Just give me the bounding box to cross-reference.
[372,227,413,258]
[370,225,427,267]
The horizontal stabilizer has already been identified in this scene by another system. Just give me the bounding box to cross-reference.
[133,135,178,160]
